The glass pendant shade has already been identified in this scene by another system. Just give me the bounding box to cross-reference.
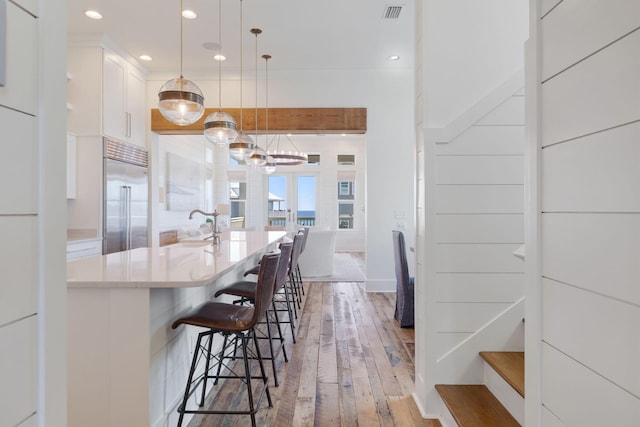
[261,155,276,174]
[203,111,238,146]
[158,77,205,126]
[229,132,255,161]
[246,145,267,167]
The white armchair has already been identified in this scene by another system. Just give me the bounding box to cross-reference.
[297,226,336,277]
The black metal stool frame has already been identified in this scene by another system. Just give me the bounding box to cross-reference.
[172,252,281,427]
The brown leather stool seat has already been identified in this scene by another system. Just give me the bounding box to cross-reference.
[171,251,281,427]
[214,241,294,386]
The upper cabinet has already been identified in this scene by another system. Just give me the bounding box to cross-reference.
[103,50,146,145]
[67,38,147,148]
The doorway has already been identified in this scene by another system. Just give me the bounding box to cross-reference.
[268,174,317,231]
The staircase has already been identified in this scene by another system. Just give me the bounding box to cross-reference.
[436,351,524,427]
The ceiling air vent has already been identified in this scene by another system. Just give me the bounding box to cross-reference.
[383,5,403,19]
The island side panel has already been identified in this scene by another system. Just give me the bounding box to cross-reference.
[68,287,150,427]
[149,250,264,427]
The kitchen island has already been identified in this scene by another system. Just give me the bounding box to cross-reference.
[67,230,286,427]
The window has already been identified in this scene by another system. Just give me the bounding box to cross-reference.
[229,179,247,228]
[307,154,321,165]
[337,177,355,229]
[337,154,355,165]
[339,181,352,196]
[338,202,354,229]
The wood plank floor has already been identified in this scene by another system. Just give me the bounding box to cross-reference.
[188,280,440,427]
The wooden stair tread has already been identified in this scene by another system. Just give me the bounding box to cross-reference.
[436,385,520,427]
[479,351,524,397]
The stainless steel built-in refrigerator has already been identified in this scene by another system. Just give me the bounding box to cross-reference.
[103,138,149,255]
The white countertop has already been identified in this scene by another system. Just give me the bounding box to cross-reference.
[67,230,286,288]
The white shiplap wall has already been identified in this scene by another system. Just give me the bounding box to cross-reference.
[537,0,640,424]
[0,3,38,426]
[434,94,525,357]
[1,1,67,425]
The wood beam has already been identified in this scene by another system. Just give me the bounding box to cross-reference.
[151,107,367,135]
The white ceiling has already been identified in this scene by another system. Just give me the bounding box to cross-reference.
[67,0,415,77]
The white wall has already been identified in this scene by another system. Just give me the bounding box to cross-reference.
[0,0,67,425]
[147,64,415,289]
[423,0,529,128]
[529,1,640,425]
[414,0,528,418]
[433,92,525,358]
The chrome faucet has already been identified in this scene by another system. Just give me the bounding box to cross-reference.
[188,209,215,219]
[188,209,222,245]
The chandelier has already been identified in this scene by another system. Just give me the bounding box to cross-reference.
[267,134,309,166]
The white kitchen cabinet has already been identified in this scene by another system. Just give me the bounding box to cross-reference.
[67,133,77,199]
[67,239,103,261]
[103,49,147,148]
[67,38,147,148]
[126,65,147,145]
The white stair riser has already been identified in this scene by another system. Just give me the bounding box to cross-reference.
[439,402,458,427]
[483,361,524,425]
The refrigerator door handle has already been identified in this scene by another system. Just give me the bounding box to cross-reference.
[120,186,128,252]
[126,186,132,250]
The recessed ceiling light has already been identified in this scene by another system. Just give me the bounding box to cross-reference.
[387,55,400,61]
[203,42,222,51]
[139,55,152,62]
[85,10,103,20]
[182,9,197,19]
[214,54,226,61]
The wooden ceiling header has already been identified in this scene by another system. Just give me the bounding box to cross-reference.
[151,107,367,135]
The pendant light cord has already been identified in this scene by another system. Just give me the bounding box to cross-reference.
[218,0,222,111]
[239,0,243,129]
[255,30,259,143]
[264,55,270,148]
[265,56,269,144]
[179,0,183,78]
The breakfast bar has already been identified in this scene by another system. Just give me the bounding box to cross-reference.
[66,230,286,427]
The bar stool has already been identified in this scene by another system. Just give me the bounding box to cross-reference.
[294,226,310,298]
[244,233,303,338]
[213,241,293,386]
[288,231,305,312]
[171,251,281,427]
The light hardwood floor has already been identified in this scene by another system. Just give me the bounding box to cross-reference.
[188,278,440,427]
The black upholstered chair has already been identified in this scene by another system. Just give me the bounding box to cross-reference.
[392,230,414,328]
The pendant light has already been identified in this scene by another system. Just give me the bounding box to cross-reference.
[157,0,205,126]
[246,28,268,168]
[260,55,276,175]
[229,0,255,161]
[203,0,237,146]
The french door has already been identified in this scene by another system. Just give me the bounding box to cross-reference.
[267,173,317,231]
